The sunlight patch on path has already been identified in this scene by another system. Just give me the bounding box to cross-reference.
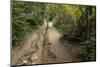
[48,22,53,27]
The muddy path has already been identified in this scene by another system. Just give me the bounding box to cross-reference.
[12,29,45,65]
[12,26,80,65]
[43,27,79,64]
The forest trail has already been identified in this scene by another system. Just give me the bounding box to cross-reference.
[44,27,76,63]
[12,25,80,65]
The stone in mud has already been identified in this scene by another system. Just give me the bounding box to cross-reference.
[22,60,27,64]
[31,54,38,61]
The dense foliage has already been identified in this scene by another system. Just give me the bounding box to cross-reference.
[12,1,45,46]
[12,1,96,61]
[47,5,96,61]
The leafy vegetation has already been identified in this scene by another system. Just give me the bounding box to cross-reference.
[49,5,96,61]
[12,1,96,61]
[44,4,96,61]
[12,1,45,46]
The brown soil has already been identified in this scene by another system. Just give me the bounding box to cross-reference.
[12,27,80,65]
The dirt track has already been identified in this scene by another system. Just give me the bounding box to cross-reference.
[45,27,76,63]
[12,27,80,65]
